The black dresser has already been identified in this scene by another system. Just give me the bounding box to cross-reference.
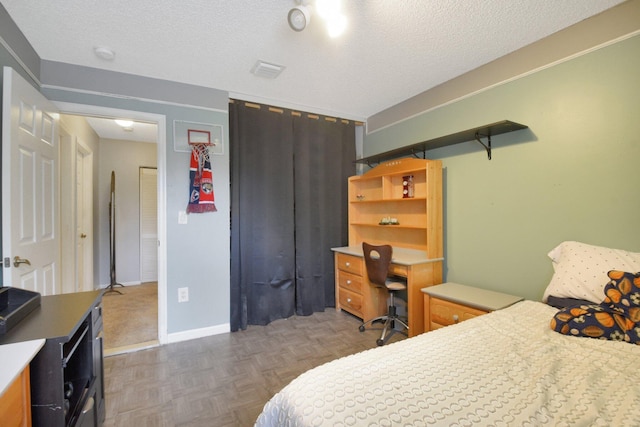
[0,290,105,427]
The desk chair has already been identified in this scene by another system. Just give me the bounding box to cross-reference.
[359,242,409,346]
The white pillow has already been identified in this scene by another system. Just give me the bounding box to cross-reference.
[542,241,640,304]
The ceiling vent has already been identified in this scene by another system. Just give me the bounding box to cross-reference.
[251,60,285,79]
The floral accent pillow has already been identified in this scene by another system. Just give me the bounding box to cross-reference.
[550,271,640,345]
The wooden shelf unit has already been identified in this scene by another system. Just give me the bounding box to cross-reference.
[334,157,443,337]
[348,157,442,256]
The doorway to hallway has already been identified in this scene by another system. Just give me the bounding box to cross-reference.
[56,102,168,352]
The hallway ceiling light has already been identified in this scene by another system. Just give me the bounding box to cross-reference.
[114,119,134,131]
[114,119,133,127]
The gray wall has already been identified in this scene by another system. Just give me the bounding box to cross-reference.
[0,5,231,335]
[364,34,640,301]
[42,88,231,335]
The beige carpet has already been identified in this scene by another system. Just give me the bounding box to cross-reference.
[102,282,158,351]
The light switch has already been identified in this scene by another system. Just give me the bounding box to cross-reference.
[178,210,188,224]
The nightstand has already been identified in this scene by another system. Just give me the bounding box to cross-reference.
[422,282,523,331]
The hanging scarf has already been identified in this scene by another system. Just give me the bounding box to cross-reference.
[187,145,217,213]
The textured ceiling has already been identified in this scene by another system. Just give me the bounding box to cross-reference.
[83,117,158,143]
[1,0,625,120]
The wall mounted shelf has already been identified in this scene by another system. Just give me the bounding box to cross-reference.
[357,120,528,165]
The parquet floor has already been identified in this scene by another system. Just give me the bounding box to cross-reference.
[103,309,406,426]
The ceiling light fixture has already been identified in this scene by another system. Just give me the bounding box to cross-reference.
[287,0,346,37]
[114,119,133,127]
[288,0,312,32]
[315,0,340,19]
[326,12,347,38]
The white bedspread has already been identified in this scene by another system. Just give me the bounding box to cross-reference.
[255,300,640,426]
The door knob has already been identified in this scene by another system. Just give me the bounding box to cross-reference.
[13,256,31,267]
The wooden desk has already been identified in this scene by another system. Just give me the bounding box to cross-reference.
[332,246,442,337]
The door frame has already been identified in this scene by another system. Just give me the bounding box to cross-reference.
[58,124,94,294]
[59,125,76,294]
[55,101,168,345]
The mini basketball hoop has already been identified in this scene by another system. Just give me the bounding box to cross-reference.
[191,142,211,169]
[187,129,217,213]
[188,128,213,175]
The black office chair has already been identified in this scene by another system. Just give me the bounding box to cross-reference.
[359,242,409,346]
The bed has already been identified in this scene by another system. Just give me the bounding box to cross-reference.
[255,242,640,426]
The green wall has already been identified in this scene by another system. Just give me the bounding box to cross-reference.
[364,35,640,301]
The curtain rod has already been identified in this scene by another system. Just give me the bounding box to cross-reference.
[230,99,363,126]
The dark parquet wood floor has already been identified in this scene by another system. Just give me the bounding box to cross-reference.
[103,309,405,427]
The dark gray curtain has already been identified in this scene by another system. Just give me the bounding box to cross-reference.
[229,101,355,331]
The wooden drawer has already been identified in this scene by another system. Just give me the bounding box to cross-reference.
[337,270,363,294]
[388,263,408,277]
[338,287,363,318]
[430,297,488,329]
[0,366,31,427]
[336,253,363,276]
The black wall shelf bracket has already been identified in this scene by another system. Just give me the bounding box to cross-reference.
[474,132,492,160]
[410,148,427,160]
[355,120,528,165]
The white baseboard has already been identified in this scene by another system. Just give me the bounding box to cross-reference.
[167,323,230,344]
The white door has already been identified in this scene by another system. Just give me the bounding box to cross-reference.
[76,142,94,291]
[2,67,60,294]
[140,167,158,282]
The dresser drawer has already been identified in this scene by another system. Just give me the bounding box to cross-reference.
[0,366,31,427]
[336,253,363,276]
[430,297,488,329]
[338,288,363,318]
[337,270,363,294]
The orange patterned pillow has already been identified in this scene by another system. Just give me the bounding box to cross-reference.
[550,271,640,344]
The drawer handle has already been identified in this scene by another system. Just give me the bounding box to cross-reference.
[345,262,350,267]
[346,280,351,285]
[347,298,352,304]
[452,314,459,323]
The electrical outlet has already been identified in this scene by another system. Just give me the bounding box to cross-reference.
[178,287,189,303]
